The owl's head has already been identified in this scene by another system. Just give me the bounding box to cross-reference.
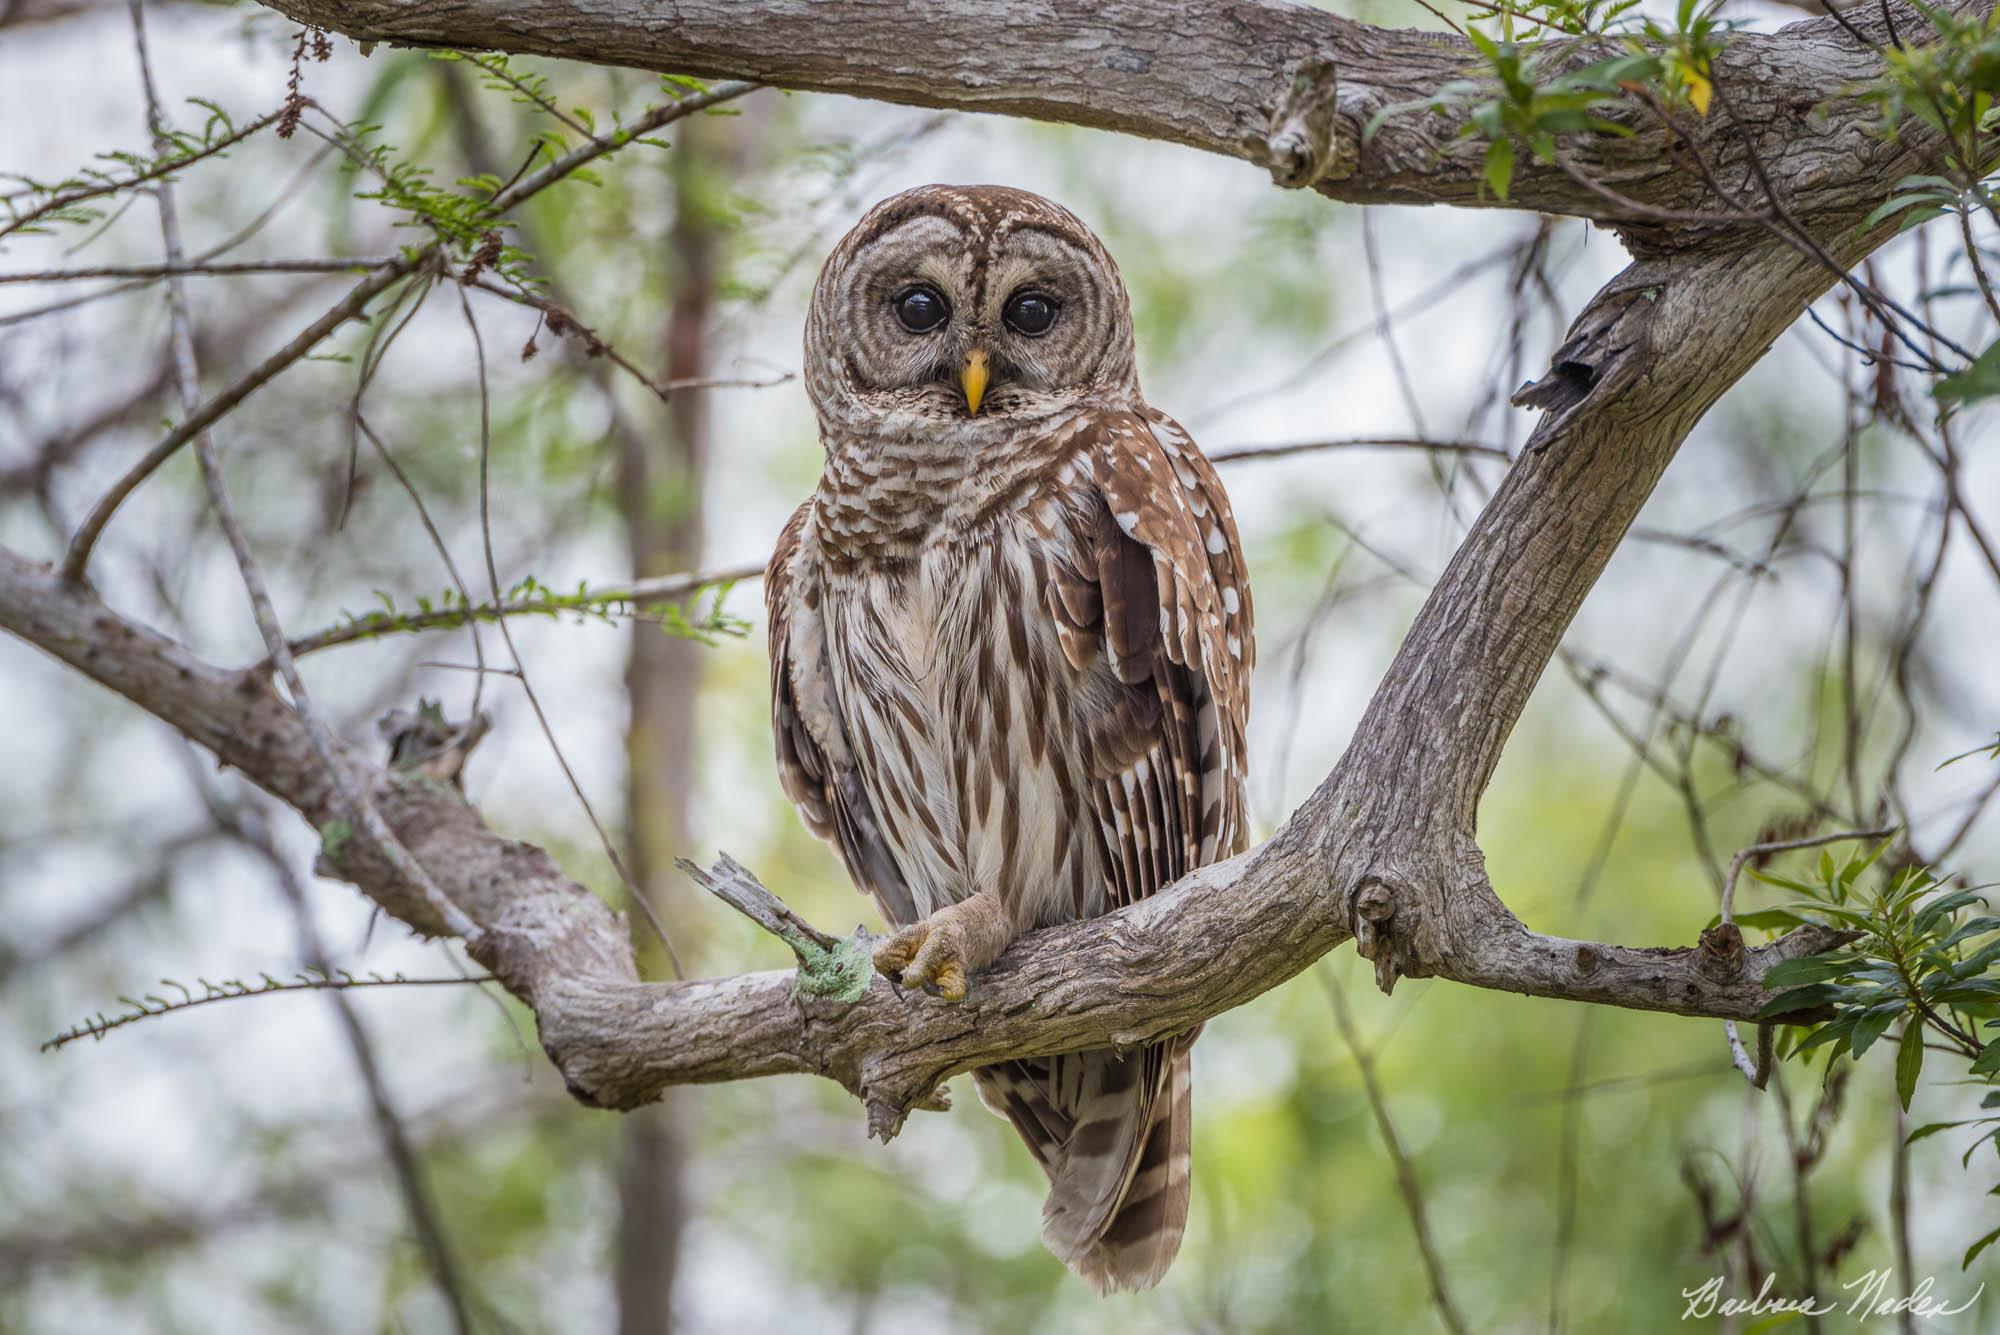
[804,185,1139,433]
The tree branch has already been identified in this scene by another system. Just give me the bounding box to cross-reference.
[255,0,1928,244]
[0,548,1859,1136]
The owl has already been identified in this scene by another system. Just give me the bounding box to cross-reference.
[765,184,1253,1293]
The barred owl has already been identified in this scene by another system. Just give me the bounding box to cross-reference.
[765,184,1254,1293]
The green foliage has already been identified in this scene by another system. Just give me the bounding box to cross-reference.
[1366,0,1730,201]
[40,970,484,1052]
[324,575,750,649]
[1852,6,2000,404]
[1858,2,2000,162]
[334,119,533,282]
[1937,338,2000,404]
[0,98,259,238]
[1747,844,2000,1265]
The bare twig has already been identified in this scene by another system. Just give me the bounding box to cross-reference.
[58,250,429,584]
[484,81,759,215]
[1320,969,1469,1335]
[458,284,684,976]
[121,10,479,948]
[220,791,477,1335]
[680,853,840,953]
[1209,437,1511,464]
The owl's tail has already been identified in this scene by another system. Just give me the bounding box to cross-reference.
[973,1039,1192,1294]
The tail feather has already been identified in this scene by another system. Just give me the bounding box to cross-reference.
[975,1043,1192,1294]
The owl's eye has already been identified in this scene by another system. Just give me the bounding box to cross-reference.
[1003,290,1059,337]
[893,285,950,334]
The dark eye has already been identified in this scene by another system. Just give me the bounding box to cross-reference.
[893,285,949,333]
[1003,290,1058,337]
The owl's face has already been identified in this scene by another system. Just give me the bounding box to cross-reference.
[805,185,1139,436]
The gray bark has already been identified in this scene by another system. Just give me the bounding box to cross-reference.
[252,0,1922,253]
[0,0,1965,1137]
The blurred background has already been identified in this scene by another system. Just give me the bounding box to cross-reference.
[2,2,1996,1331]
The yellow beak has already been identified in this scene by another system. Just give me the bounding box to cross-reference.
[960,348,989,416]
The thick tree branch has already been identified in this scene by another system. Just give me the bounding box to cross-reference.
[256,0,1925,248]
[0,548,1853,1133]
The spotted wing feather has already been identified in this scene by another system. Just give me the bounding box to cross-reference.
[1023,409,1253,1290]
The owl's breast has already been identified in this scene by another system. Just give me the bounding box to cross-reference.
[817,509,1106,929]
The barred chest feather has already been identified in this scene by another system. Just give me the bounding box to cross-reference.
[813,461,1114,932]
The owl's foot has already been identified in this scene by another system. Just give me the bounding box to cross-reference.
[873,893,1010,1003]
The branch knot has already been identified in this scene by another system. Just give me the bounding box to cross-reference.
[1262,54,1353,189]
[1348,872,1426,995]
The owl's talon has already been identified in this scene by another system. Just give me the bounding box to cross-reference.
[872,923,925,981]
[873,918,974,1002]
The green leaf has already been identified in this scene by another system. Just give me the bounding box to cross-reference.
[1937,341,2000,405]
[1942,915,2000,951]
[1720,908,1813,931]
[1747,868,1819,895]
[1970,1041,2000,1074]
[1793,1016,1857,1054]
[1897,1022,1925,1110]
[1840,837,1896,889]
[1861,190,1953,230]
[1483,138,1515,201]
[1908,1118,1977,1144]
[1850,1003,1904,1058]
[1916,889,1983,934]
[1764,955,1856,987]
[1965,1225,2000,1269]
[1756,982,1849,1019]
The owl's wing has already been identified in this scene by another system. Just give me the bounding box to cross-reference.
[1015,409,1253,1278]
[1045,408,1255,909]
[765,501,918,926]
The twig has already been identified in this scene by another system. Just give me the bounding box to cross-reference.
[1320,968,1470,1335]
[1554,156,1765,226]
[0,145,341,331]
[354,413,489,700]
[223,793,476,1335]
[1718,827,1897,932]
[41,971,493,1051]
[464,272,674,402]
[0,257,398,283]
[485,81,759,214]
[284,561,760,658]
[1209,437,1511,464]
[58,250,429,584]
[0,107,285,242]
[120,9,480,948]
[679,853,839,952]
[458,284,684,976]
[1548,1011,1592,1335]
[658,370,796,392]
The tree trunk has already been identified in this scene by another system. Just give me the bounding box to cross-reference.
[615,112,742,1335]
